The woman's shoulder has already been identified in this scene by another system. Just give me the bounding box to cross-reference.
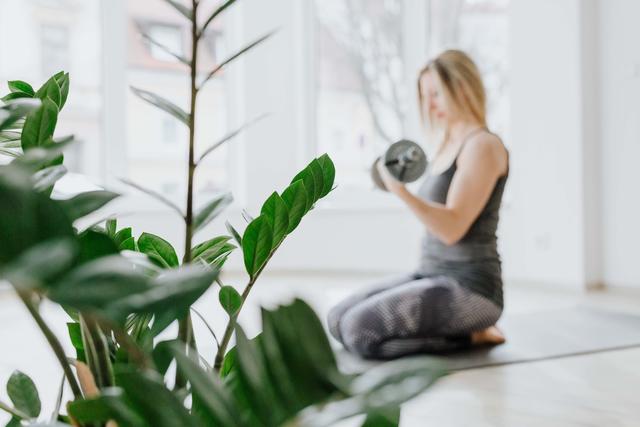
[457,130,508,175]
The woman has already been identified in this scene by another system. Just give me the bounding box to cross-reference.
[327,49,510,359]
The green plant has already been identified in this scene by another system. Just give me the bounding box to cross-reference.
[0,1,447,426]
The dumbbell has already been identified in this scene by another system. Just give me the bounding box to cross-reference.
[371,139,428,191]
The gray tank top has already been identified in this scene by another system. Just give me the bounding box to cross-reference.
[416,131,509,309]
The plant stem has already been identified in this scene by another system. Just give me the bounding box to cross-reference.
[176,0,200,389]
[213,243,282,371]
[183,0,199,269]
[0,399,29,420]
[17,290,82,399]
[83,316,114,389]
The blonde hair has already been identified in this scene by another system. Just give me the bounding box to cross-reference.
[417,49,487,136]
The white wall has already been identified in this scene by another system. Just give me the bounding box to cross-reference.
[505,0,593,289]
[599,0,640,288]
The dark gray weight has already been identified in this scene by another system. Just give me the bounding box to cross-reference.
[371,139,428,191]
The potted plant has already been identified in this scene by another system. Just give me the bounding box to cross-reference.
[0,1,447,426]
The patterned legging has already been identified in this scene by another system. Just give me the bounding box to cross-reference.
[327,272,503,359]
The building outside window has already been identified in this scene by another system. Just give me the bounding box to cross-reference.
[145,22,184,63]
[126,0,230,206]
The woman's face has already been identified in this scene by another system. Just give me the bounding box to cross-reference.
[420,70,449,122]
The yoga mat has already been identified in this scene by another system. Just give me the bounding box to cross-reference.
[335,305,640,373]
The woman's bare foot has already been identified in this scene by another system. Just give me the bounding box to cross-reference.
[471,325,506,346]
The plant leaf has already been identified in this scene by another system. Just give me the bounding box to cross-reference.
[31,164,66,193]
[291,160,323,212]
[77,229,119,264]
[67,322,86,362]
[225,220,242,246]
[295,357,447,427]
[114,227,132,247]
[242,215,273,280]
[67,388,147,427]
[8,80,35,96]
[192,236,234,263]
[161,0,192,19]
[59,190,119,222]
[20,98,58,151]
[2,238,78,289]
[200,32,275,87]
[258,310,299,408]
[119,178,184,217]
[0,99,41,132]
[12,135,74,171]
[218,285,242,317]
[317,153,336,198]
[130,86,189,125]
[119,368,199,427]
[232,325,285,424]
[281,180,307,233]
[137,232,179,269]
[48,256,150,315]
[118,236,136,251]
[168,342,241,426]
[139,30,189,65]
[105,218,117,237]
[1,131,22,144]
[5,416,21,426]
[112,265,219,336]
[54,72,70,110]
[1,92,32,102]
[197,113,269,164]
[241,209,254,223]
[6,371,41,418]
[263,302,335,408]
[201,0,237,34]
[193,192,233,233]
[34,75,62,108]
[361,407,401,427]
[0,147,20,158]
[0,167,75,266]
[260,192,289,249]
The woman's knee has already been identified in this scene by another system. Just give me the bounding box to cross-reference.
[338,305,385,358]
[326,305,344,341]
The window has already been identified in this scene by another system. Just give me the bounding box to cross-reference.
[203,29,225,64]
[146,23,184,62]
[312,0,510,204]
[125,0,230,206]
[314,0,409,192]
[0,0,103,176]
[41,24,70,78]
[428,0,510,141]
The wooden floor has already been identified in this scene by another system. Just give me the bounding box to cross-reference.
[1,273,639,426]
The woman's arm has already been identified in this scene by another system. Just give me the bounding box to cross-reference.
[378,134,506,245]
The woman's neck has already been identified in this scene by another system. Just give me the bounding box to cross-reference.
[444,119,485,144]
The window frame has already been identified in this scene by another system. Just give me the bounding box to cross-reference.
[100,0,242,214]
[305,0,430,212]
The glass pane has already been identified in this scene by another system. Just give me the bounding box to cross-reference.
[0,0,103,173]
[429,0,510,141]
[125,0,230,206]
[314,0,408,190]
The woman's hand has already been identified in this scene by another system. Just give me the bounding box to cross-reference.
[376,160,407,196]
